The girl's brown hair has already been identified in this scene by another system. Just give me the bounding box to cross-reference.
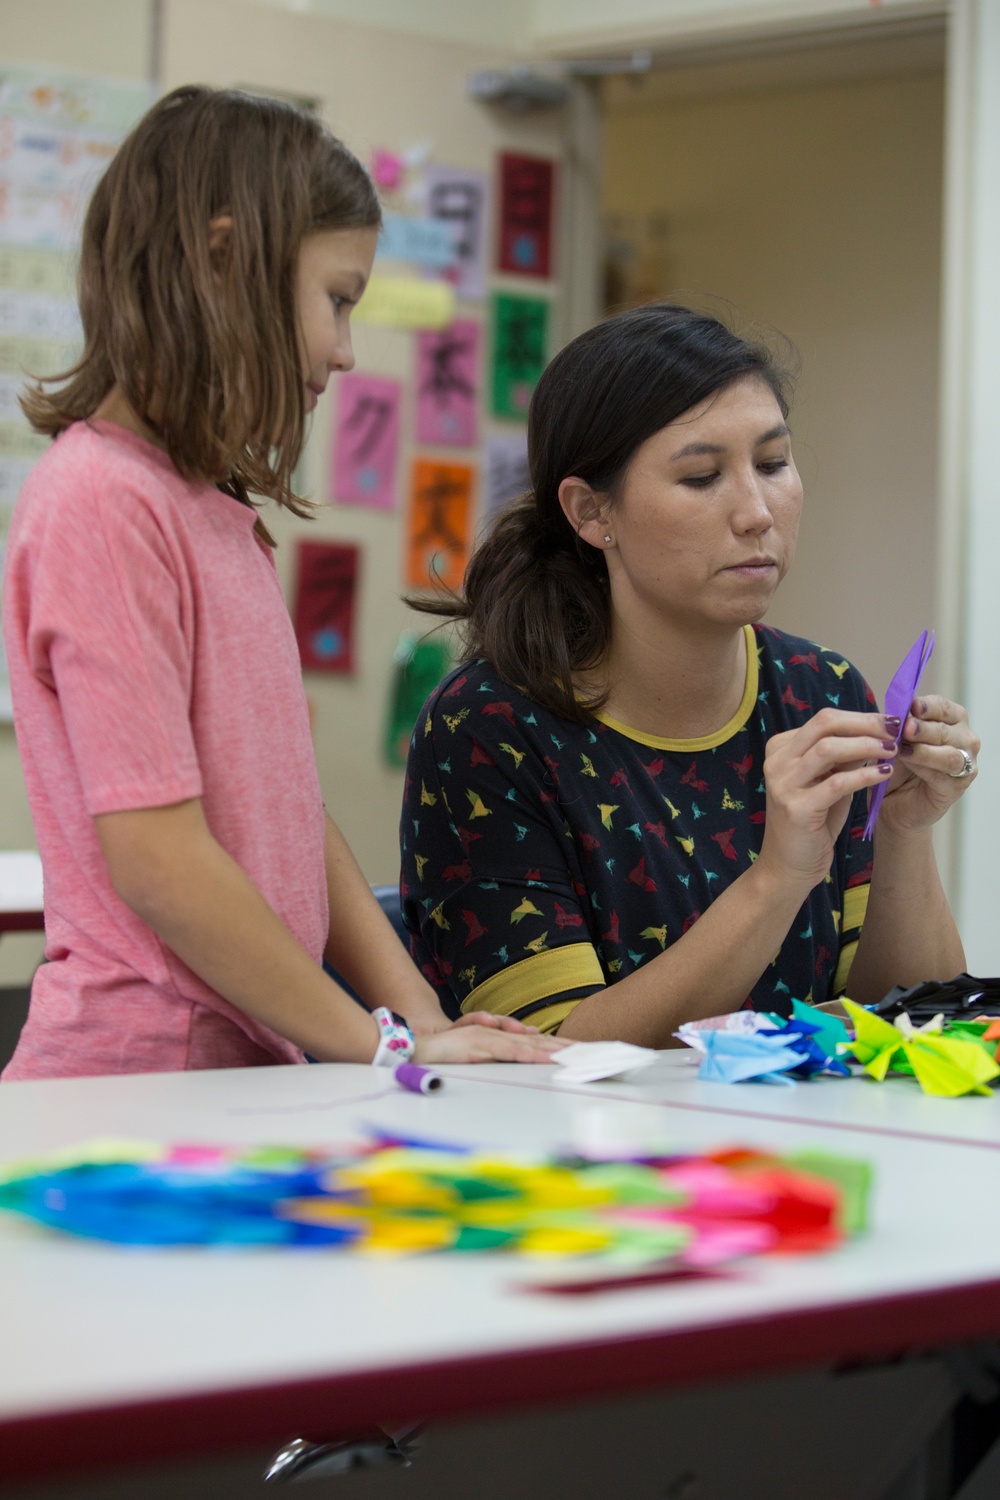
[413,303,792,722]
[22,85,380,528]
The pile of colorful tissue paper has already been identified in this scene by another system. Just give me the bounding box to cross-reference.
[0,1136,870,1264]
[677,997,1000,1098]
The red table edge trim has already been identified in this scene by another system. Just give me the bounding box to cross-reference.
[0,911,44,934]
[3,1275,1000,1486]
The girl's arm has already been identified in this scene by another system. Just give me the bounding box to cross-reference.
[321,812,533,1037]
[94,798,562,1064]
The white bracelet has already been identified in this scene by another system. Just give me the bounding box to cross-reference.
[371,1007,415,1067]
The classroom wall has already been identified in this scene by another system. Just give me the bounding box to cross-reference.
[0,0,584,984]
[225,0,532,50]
[601,62,944,706]
[158,0,580,882]
[533,0,944,55]
[0,0,153,983]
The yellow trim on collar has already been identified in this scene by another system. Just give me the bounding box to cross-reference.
[461,942,605,1019]
[593,624,759,751]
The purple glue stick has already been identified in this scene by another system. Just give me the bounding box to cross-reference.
[394,1063,443,1095]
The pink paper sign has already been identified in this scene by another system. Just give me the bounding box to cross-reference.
[415,320,480,448]
[331,373,401,510]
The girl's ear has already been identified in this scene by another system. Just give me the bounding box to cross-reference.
[558,476,612,551]
[207,213,234,271]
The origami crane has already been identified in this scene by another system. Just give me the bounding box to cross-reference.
[840,998,1000,1097]
[677,1000,851,1086]
[864,628,935,839]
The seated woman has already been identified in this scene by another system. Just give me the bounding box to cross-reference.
[400,305,978,1043]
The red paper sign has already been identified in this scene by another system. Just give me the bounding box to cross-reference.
[293,541,360,674]
[498,153,554,279]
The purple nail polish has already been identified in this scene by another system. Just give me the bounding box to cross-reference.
[884,716,902,733]
[881,740,897,753]
[878,762,893,775]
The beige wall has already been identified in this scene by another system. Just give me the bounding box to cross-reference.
[159,0,576,888]
[602,64,944,703]
[0,0,579,982]
[0,0,152,982]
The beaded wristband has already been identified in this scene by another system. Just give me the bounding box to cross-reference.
[371,1007,415,1067]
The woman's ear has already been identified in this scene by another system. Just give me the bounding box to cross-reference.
[558,476,612,551]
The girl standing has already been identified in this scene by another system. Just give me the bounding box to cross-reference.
[2,86,559,1079]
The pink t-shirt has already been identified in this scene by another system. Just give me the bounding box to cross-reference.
[2,420,327,1079]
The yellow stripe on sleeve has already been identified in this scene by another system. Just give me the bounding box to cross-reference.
[842,883,870,935]
[833,939,859,996]
[461,943,605,1020]
[512,1000,582,1035]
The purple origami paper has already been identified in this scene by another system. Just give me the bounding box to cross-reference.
[863,628,935,839]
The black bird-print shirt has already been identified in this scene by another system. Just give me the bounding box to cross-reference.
[400,625,875,1033]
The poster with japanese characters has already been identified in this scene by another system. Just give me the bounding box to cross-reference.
[425,165,489,301]
[484,431,530,522]
[490,293,549,420]
[497,153,555,279]
[293,541,360,674]
[330,372,401,510]
[405,458,474,592]
[416,319,480,448]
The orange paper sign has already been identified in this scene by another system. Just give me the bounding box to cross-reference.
[405,459,475,591]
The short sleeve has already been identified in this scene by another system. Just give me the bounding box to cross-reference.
[401,674,605,1032]
[21,466,202,816]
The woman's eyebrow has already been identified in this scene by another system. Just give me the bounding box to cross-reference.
[670,440,724,460]
[670,422,791,462]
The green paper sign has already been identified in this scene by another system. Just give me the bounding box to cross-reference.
[383,632,452,769]
[491,293,549,419]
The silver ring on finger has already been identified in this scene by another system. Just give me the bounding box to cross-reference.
[949,747,976,779]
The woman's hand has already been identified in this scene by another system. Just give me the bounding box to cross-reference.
[756,708,899,893]
[413,1023,567,1065]
[405,1006,541,1039]
[879,695,979,837]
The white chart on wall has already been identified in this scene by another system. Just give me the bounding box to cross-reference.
[0,65,150,720]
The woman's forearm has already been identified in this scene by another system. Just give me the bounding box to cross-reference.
[845,826,965,1004]
[557,861,810,1046]
[95,800,381,1062]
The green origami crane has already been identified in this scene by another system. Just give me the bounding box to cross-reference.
[840,1000,1000,1097]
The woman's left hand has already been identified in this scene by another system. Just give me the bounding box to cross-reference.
[406,1005,538,1038]
[880,694,980,836]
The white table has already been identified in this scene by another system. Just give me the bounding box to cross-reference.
[0,851,43,934]
[1,1058,999,1499]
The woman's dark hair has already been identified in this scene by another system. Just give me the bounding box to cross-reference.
[413,303,793,721]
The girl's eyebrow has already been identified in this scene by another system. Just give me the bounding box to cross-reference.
[670,422,791,462]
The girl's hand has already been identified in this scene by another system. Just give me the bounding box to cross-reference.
[879,695,979,837]
[413,1023,567,1066]
[757,709,900,893]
